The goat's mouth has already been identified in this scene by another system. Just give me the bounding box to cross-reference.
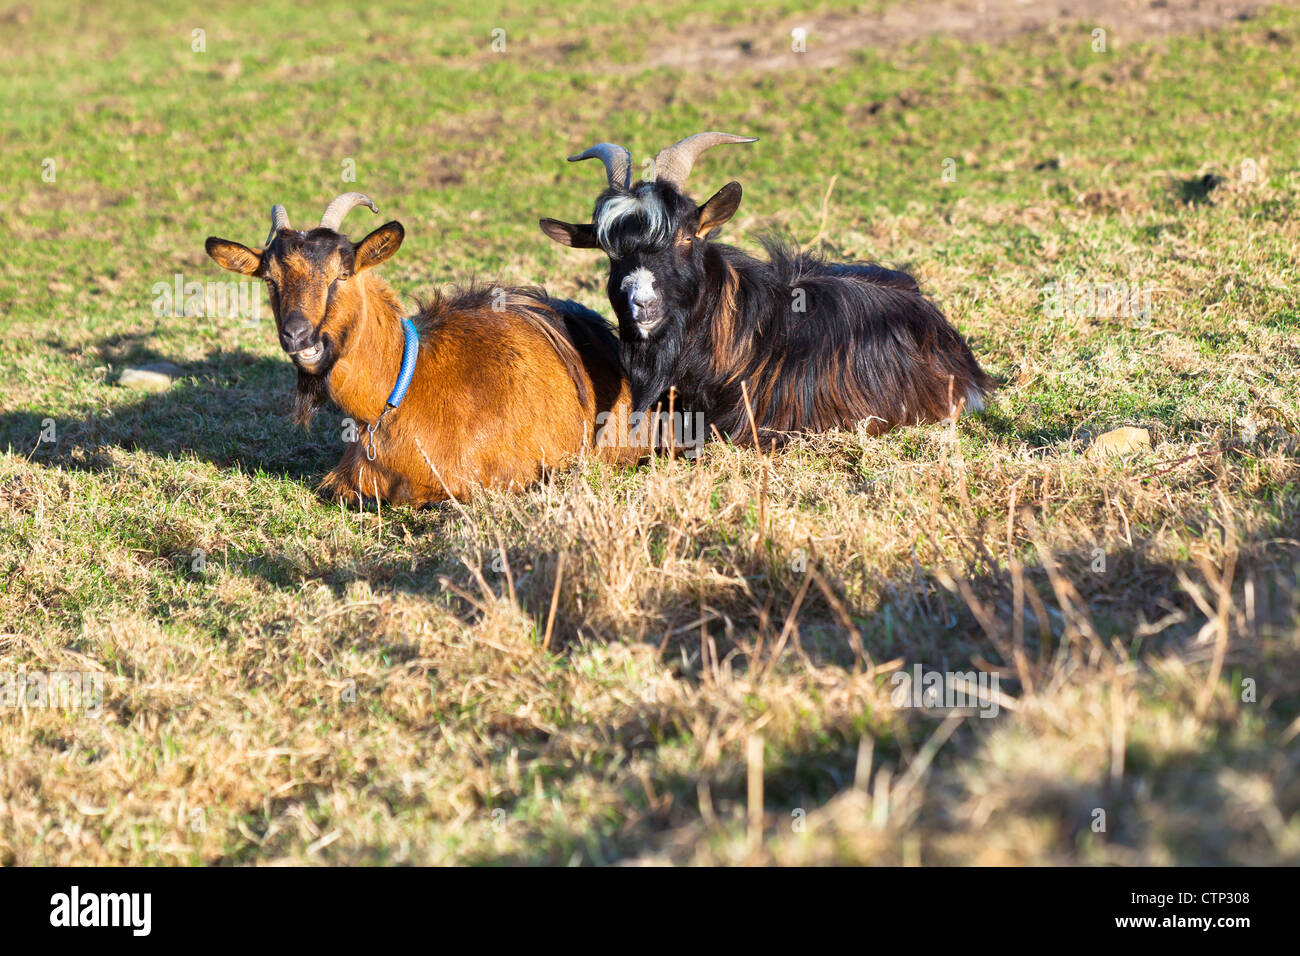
[291,342,325,366]
[629,305,664,339]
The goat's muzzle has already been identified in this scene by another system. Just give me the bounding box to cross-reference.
[620,269,663,337]
[280,311,323,366]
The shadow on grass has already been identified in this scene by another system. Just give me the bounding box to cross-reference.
[225,478,1300,684]
[1177,172,1226,205]
[0,341,342,483]
[220,484,1300,862]
[972,408,1079,448]
[459,725,1297,865]
[448,620,1300,865]
[469,543,1300,864]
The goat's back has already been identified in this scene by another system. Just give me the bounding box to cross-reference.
[352,287,634,503]
[670,242,992,441]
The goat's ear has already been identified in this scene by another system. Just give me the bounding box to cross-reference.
[696,182,743,238]
[205,237,262,276]
[539,218,599,249]
[353,221,404,273]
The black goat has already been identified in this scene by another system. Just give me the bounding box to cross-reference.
[540,133,992,445]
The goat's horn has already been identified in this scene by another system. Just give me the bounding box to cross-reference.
[319,192,379,232]
[567,143,633,191]
[266,204,291,245]
[652,132,756,190]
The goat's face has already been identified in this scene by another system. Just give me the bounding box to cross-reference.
[206,219,404,373]
[541,180,743,340]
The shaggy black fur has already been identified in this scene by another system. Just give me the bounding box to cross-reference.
[553,181,992,445]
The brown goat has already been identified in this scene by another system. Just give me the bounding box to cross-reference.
[206,193,636,506]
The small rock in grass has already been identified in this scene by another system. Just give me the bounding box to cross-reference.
[1089,427,1150,458]
[118,362,183,392]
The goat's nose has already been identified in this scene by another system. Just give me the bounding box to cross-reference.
[280,312,313,351]
[620,270,659,311]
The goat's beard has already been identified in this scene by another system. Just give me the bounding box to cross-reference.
[620,310,688,414]
[616,298,683,344]
[291,337,338,428]
[293,367,330,428]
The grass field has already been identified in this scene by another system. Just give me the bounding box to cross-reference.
[2,0,1299,865]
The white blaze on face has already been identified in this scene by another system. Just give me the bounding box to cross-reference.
[620,268,658,333]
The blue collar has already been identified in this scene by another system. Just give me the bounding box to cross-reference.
[385,317,420,409]
[363,317,419,462]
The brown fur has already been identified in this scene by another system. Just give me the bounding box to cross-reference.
[317,281,636,506]
[206,223,636,507]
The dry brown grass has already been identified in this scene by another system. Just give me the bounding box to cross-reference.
[2,415,1298,864]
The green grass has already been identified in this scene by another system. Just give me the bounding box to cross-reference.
[1,1,1299,865]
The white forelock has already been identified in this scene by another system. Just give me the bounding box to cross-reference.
[595,191,670,250]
